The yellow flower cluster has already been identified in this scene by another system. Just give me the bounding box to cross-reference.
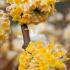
[19,41,67,70]
[7,0,55,25]
[0,11,10,41]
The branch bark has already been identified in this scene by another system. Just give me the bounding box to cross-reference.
[21,24,30,49]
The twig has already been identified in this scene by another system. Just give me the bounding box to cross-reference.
[21,24,30,49]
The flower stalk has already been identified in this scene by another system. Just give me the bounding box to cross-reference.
[21,24,30,49]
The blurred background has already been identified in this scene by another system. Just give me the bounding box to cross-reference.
[0,0,70,70]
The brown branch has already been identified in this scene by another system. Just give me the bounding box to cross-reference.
[21,24,30,49]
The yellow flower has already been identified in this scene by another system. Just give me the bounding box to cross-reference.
[19,14,30,25]
[55,60,65,70]
[19,51,30,63]
[21,0,29,3]
[0,12,3,17]
[0,11,10,41]
[10,7,23,21]
[37,41,46,55]
[7,0,55,25]
[11,7,23,17]
[54,50,65,58]
[7,0,13,3]
[2,21,10,31]
[0,28,5,40]
[26,42,35,53]
[14,0,21,4]
[19,41,66,70]
[47,40,54,50]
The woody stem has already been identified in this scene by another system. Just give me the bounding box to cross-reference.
[21,24,30,49]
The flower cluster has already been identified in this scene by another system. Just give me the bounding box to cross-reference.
[7,0,55,25]
[19,41,67,70]
[0,10,10,41]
